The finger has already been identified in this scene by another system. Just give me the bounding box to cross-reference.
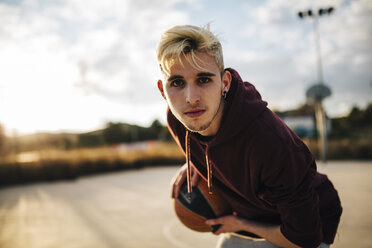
[206,215,232,226]
[171,178,178,199]
[174,174,187,199]
[171,167,187,199]
[205,218,219,226]
[171,179,182,199]
[213,226,223,235]
[171,183,176,199]
[172,183,181,199]
[174,171,185,186]
[170,166,184,185]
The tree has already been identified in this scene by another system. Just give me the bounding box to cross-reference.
[361,103,372,129]
[103,122,130,144]
[330,103,372,138]
[149,119,172,140]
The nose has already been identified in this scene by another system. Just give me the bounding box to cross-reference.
[185,84,200,105]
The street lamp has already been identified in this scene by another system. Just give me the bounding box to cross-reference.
[297,7,334,163]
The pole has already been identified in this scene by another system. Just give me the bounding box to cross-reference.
[299,8,334,162]
[312,13,328,162]
[315,101,327,162]
[313,15,324,84]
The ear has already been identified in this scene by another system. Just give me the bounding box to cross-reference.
[221,70,232,93]
[157,80,166,100]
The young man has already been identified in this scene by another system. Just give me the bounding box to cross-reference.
[156,25,342,248]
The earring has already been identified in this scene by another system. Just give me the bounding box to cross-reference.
[223,91,227,100]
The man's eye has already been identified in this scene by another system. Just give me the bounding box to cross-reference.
[198,77,210,84]
[170,80,184,87]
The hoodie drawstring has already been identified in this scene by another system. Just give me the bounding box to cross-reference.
[185,130,213,199]
[185,130,192,199]
[205,146,213,194]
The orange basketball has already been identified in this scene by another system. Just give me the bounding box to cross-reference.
[173,179,232,233]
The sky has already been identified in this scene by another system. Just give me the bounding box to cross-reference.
[0,0,371,135]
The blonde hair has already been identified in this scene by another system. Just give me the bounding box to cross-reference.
[156,24,224,76]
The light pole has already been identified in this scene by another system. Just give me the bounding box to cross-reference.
[298,7,334,162]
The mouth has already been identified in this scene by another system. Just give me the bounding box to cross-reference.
[184,108,205,118]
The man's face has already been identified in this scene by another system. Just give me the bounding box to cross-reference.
[158,52,231,136]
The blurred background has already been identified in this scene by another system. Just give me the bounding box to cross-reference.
[0,0,371,247]
[0,0,371,181]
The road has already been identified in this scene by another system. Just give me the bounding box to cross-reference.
[0,161,371,248]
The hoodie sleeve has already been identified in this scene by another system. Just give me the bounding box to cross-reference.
[259,148,322,248]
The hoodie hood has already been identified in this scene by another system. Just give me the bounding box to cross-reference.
[210,68,268,145]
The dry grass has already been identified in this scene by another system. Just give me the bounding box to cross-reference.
[303,137,372,160]
[3,141,183,164]
[1,138,371,188]
[0,141,185,187]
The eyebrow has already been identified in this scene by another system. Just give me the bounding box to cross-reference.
[167,72,217,82]
[197,72,216,77]
[167,75,183,82]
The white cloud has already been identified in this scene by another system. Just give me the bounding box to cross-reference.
[229,0,372,116]
[0,0,371,135]
[0,0,191,134]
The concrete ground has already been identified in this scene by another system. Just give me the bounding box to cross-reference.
[0,161,371,248]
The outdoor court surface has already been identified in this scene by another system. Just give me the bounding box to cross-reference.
[0,161,371,248]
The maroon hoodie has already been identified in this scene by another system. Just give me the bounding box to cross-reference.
[167,68,342,248]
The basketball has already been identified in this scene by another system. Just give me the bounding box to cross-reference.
[173,178,232,233]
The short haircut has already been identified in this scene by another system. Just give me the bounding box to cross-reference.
[156,24,224,77]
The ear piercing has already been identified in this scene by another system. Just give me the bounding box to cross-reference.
[223,91,227,100]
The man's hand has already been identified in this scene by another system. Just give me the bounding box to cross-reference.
[171,163,200,198]
[206,216,302,248]
[205,215,246,235]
